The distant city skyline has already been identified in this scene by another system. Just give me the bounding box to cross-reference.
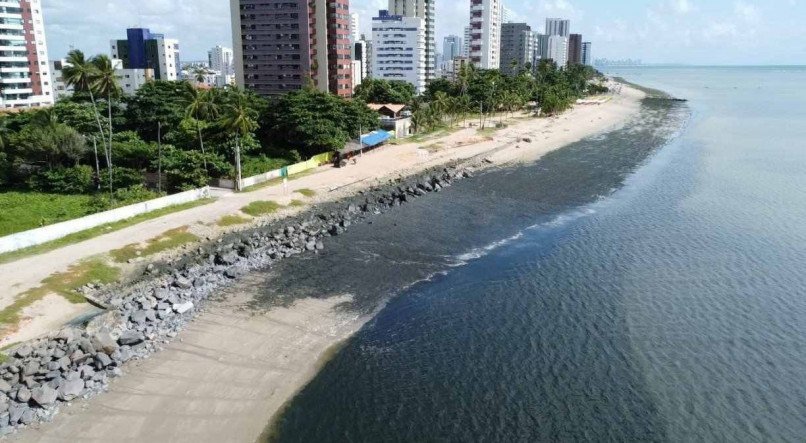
[43,0,805,66]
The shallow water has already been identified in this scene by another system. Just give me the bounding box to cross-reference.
[267,67,806,441]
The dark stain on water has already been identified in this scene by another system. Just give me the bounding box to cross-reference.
[265,68,806,442]
[255,97,689,442]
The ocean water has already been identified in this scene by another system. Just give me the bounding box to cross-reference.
[266,67,806,442]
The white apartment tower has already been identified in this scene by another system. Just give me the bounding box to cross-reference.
[462,26,471,57]
[546,35,569,68]
[582,42,592,66]
[388,0,435,81]
[468,0,502,69]
[0,0,54,109]
[208,45,234,75]
[545,18,570,37]
[371,10,426,94]
[349,13,360,42]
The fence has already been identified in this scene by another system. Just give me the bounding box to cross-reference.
[0,187,211,254]
[224,152,335,190]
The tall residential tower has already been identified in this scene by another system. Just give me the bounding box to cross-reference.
[110,28,180,81]
[230,0,353,97]
[371,10,426,93]
[388,0,435,81]
[0,0,54,109]
[468,0,502,69]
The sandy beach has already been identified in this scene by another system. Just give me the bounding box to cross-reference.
[7,84,644,441]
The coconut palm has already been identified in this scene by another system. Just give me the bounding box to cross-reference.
[192,66,208,85]
[91,54,120,197]
[219,89,258,190]
[185,88,220,172]
[61,50,108,155]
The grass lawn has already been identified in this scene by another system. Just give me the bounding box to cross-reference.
[0,258,120,327]
[0,192,98,236]
[0,198,215,265]
[110,226,199,263]
[296,188,316,198]
[241,200,283,217]
[217,214,252,227]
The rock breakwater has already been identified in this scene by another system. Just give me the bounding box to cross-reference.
[0,164,474,434]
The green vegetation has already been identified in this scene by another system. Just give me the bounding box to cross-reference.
[109,226,198,263]
[217,214,252,227]
[353,78,415,104]
[0,198,214,265]
[241,200,283,217]
[0,259,120,327]
[0,192,95,236]
[296,188,316,198]
[414,61,607,133]
[288,200,306,207]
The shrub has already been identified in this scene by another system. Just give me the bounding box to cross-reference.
[240,154,290,177]
[29,165,94,194]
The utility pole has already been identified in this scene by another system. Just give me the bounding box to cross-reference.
[92,136,101,191]
[235,137,242,191]
[157,121,163,193]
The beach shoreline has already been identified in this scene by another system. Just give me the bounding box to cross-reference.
[8,83,645,442]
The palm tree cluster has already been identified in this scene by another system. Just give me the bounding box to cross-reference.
[411,60,606,133]
[61,50,120,197]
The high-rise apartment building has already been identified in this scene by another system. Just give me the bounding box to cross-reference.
[110,28,180,81]
[546,35,568,68]
[581,42,592,66]
[371,10,426,94]
[500,23,534,76]
[230,0,353,97]
[388,0,435,81]
[353,39,368,86]
[442,35,462,63]
[567,34,582,66]
[0,0,54,109]
[468,0,502,69]
[208,45,234,75]
[462,26,471,57]
[545,18,570,37]
[349,12,360,42]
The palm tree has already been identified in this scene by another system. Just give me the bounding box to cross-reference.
[192,66,208,85]
[185,88,220,172]
[219,89,258,191]
[62,50,108,157]
[91,55,120,198]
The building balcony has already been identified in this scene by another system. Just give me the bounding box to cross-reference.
[0,56,27,63]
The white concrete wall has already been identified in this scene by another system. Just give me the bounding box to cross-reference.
[240,168,283,189]
[0,187,211,254]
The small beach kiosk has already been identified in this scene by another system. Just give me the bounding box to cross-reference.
[335,130,394,167]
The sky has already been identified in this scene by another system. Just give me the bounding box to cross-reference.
[43,0,806,65]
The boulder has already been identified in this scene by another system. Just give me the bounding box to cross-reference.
[91,332,119,355]
[173,301,194,314]
[16,387,31,403]
[15,346,33,358]
[86,311,126,339]
[118,331,144,346]
[8,404,26,425]
[174,276,193,289]
[0,380,11,393]
[94,353,112,368]
[130,310,148,324]
[57,379,84,401]
[31,385,57,407]
[20,408,35,424]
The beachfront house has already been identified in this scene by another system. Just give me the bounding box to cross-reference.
[368,104,413,139]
